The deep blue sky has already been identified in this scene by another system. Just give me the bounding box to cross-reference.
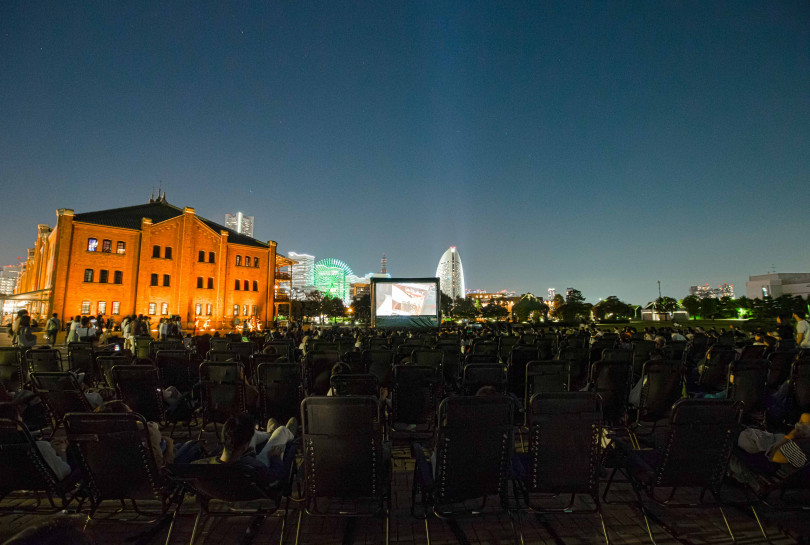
[2,1,809,304]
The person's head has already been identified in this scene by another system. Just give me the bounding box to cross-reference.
[52,313,58,318]
[475,385,499,397]
[794,312,806,322]
[221,414,254,457]
[94,400,132,414]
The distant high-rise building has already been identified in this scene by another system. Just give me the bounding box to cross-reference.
[746,273,810,300]
[688,283,735,299]
[225,212,254,238]
[0,264,22,295]
[547,288,556,300]
[380,253,387,274]
[288,252,315,299]
[436,247,466,301]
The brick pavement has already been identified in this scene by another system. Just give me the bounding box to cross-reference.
[0,332,805,544]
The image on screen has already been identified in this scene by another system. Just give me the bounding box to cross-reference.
[371,278,440,329]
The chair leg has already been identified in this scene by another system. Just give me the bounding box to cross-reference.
[717,505,736,543]
[750,505,771,544]
[631,487,659,545]
[508,510,524,545]
[294,508,303,545]
[597,507,610,545]
[424,516,431,545]
[189,509,205,545]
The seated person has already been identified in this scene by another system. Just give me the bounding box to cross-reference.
[95,400,176,467]
[0,403,73,481]
[193,414,296,485]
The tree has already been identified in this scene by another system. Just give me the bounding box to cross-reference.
[481,303,509,320]
[322,295,345,323]
[592,296,634,321]
[554,288,591,323]
[681,295,701,319]
[440,292,454,320]
[655,296,678,314]
[351,294,371,324]
[302,290,323,321]
[512,293,548,322]
[700,297,718,320]
[452,297,480,320]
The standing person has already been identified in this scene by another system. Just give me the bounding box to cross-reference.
[66,316,81,345]
[45,313,61,347]
[795,311,810,349]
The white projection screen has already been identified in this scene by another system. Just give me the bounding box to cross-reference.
[370,277,440,329]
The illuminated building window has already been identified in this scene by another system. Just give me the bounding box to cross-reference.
[197,277,203,288]
[87,238,98,252]
[243,305,248,316]
[207,277,213,289]
[99,270,109,283]
[81,301,91,314]
[235,280,240,290]
[236,255,242,266]
[101,239,112,253]
[209,252,215,263]
[161,302,168,315]
[150,274,158,286]
[198,250,205,262]
[243,280,249,291]
[98,301,107,314]
[206,304,212,316]
[152,245,161,258]
[114,271,123,284]
[163,274,170,287]
[233,304,239,316]
[117,241,126,254]
[195,303,202,315]
[148,303,156,315]
[244,255,249,266]
[164,247,172,259]
[84,269,94,282]
[253,280,258,292]
[112,301,120,315]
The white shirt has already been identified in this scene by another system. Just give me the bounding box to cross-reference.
[36,441,72,481]
[797,319,810,348]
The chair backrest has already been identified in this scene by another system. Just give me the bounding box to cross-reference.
[651,399,742,490]
[559,347,589,386]
[256,363,301,424]
[788,358,810,419]
[27,348,62,374]
[637,360,683,422]
[527,392,602,497]
[31,372,92,422]
[499,336,520,359]
[698,346,736,392]
[726,359,767,413]
[525,360,570,403]
[207,349,237,363]
[112,365,166,422]
[263,340,295,362]
[67,343,95,379]
[739,345,767,361]
[305,350,340,395]
[536,338,555,360]
[588,360,632,426]
[632,340,657,375]
[471,340,499,357]
[199,362,246,424]
[300,396,385,508]
[154,350,195,393]
[410,349,444,369]
[462,364,507,395]
[65,412,166,504]
[433,396,513,505]
[133,336,154,360]
[361,349,394,388]
[227,341,255,364]
[665,340,687,363]
[766,351,796,389]
[0,347,21,392]
[209,337,230,352]
[330,373,378,397]
[589,339,615,365]
[0,416,62,498]
[508,346,540,396]
[391,365,441,431]
[149,340,185,359]
[96,355,131,388]
[601,348,633,364]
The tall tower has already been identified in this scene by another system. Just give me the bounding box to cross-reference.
[380,253,387,275]
[225,212,254,238]
[287,252,315,299]
[435,247,466,301]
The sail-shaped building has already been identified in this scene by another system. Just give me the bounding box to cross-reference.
[436,247,466,301]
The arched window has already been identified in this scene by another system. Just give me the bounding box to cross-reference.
[236,255,242,266]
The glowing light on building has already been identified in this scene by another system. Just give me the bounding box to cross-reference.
[314,258,354,303]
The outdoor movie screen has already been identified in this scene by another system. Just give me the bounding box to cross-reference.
[370,277,440,329]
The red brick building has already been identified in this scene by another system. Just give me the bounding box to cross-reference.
[12,198,293,329]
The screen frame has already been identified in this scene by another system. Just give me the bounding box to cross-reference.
[370,277,440,330]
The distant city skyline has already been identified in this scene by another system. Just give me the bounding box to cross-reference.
[2,2,808,305]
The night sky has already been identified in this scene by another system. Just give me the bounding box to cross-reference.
[2,1,809,304]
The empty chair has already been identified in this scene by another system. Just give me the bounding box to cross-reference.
[257,363,301,427]
[726,359,768,416]
[155,349,197,393]
[411,396,514,543]
[410,349,444,369]
[514,392,608,544]
[30,372,93,432]
[536,337,556,360]
[507,346,540,397]
[67,343,96,383]
[112,365,166,423]
[361,349,395,389]
[471,340,499,357]
[525,360,570,406]
[632,360,683,438]
[132,336,154,360]
[209,337,230,352]
[26,348,63,376]
[462,363,508,396]
[390,365,441,434]
[604,399,750,544]
[198,362,247,438]
[296,396,390,545]
[330,373,378,397]
[559,346,589,389]
[499,336,520,360]
[65,412,177,518]
[588,360,633,428]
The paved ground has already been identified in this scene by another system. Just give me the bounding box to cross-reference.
[1,331,807,544]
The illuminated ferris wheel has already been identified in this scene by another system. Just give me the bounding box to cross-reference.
[313,258,354,303]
